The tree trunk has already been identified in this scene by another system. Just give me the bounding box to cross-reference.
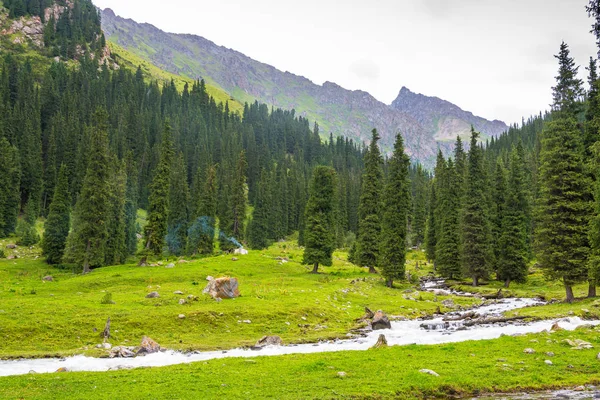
[311,263,319,274]
[472,276,478,287]
[368,266,377,274]
[386,279,393,288]
[83,241,91,274]
[588,282,597,298]
[565,283,575,303]
[504,279,511,288]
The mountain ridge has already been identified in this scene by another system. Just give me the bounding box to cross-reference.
[100,8,508,165]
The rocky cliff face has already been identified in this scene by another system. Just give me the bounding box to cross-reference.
[101,9,507,166]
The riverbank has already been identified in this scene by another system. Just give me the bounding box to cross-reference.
[1,326,599,399]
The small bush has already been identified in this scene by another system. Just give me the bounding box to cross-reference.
[101,292,115,305]
[0,249,5,259]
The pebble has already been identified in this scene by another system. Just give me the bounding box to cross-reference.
[546,352,555,357]
[174,291,184,295]
[337,371,347,378]
[523,348,535,354]
[178,314,185,319]
[419,369,440,377]
[179,299,186,305]
[544,360,553,365]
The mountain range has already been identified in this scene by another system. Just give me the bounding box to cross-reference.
[101,8,507,165]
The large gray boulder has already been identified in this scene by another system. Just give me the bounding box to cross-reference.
[371,310,391,330]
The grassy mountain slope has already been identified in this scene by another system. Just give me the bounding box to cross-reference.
[101,8,508,166]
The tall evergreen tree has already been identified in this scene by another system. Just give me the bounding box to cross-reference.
[105,160,127,265]
[189,164,218,255]
[302,166,336,274]
[64,109,111,273]
[42,165,70,265]
[424,182,437,263]
[497,146,529,287]
[380,135,410,287]
[551,42,584,117]
[144,122,174,255]
[167,153,190,255]
[491,158,508,270]
[436,158,461,279]
[461,128,493,286]
[124,152,139,256]
[0,138,21,237]
[356,129,383,273]
[248,169,271,250]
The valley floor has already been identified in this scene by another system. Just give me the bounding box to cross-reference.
[0,239,599,398]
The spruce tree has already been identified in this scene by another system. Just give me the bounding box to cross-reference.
[189,164,218,255]
[536,117,593,302]
[144,122,174,256]
[65,109,111,273]
[380,134,410,287]
[104,160,127,266]
[302,166,336,274]
[552,42,584,117]
[491,158,508,270]
[436,158,461,279]
[461,128,493,286]
[167,153,190,256]
[424,182,437,263]
[356,129,383,273]
[497,147,529,287]
[0,138,21,237]
[124,152,139,256]
[42,165,70,265]
[248,169,271,250]
[589,142,600,297]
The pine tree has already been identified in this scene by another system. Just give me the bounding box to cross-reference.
[497,146,529,287]
[436,158,461,279]
[124,152,139,256]
[248,169,271,250]
[461,128,493,286]
[166,153,190,256]
[491,158,508,270]
[189,164,217,255]
[552,42,584,117]
[302,166,336,274]
[380,134,410,287]
[0,138,21,237]
[144,122,174,256]
[42,165,70,264]
[356,129,383,273]
[64,109,111,273]
[424,182,437,263]
[589,142,600,297]
[411,164,427,247]
[536,117,593,302]
[104,160,127,265]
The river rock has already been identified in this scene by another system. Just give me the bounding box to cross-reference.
[203,277,240,299]
[55,367,68,373]
[546,352,555,357]
[523,348,535,354]
[42,275,53,282]
[371,334,388,349]
[441,299,455,308]
[253,335,283,349]
[146,291,160,298]
[137,336,160,355]
[545,360,553,365]
[110,346,135,358]
[178,299,186,305]
[178,314,185,319]
[419,369,439,377]
[551,322,563,332]
[174,291,184,295]
[371,310,391,330]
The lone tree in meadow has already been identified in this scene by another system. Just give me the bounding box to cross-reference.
[42,165,71,265]
[303,166,337,274]
[144,122,174,255]
[356,129,384,274]
[380,134,411,287]
[536,42,592,302]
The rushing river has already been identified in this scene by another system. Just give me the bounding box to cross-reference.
[0,282,598,377]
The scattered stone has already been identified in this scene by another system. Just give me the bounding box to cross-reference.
[419,369,439,377]
[178,260,189,264]
[564,339,593,349]
[441,299,455,308]
[7,255,17,260]
[178,314,186,319]
[178,299,186,305]
[597,353,600,360]
[337,371,347,378]
[242,320,251,324]
[371,334,388,349]
[187,294,197,301]
[146,291,160,299]
[253,335,283,349]
[301,316,307,321]
[523,348,536,354]
[545,360,553,365]
[5,244,17,249]
[137,257,148,267]
[42,276,53,282]
[232,257,239,261]
[174,291,184,295]
[165,263,175,269]
[203,277,240,300]
[546,352,555,357]
[233,248,249,255]
[137,336,160,355]
[55,367,68,373]
[101,343,111,350]
[371,310,391,330]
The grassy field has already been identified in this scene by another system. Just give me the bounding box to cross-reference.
[1,327,599,399]
[0,239,478,359]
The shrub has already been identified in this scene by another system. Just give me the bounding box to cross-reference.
[100,292,115,304]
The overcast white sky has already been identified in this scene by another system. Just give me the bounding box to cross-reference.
[92,0,596,125]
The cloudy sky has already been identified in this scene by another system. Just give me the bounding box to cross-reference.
[92,0,596,125]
